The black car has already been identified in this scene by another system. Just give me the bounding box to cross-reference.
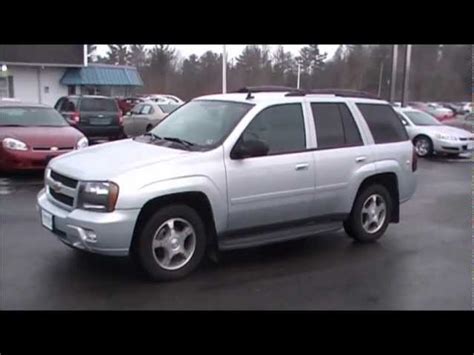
[54,95,124,141]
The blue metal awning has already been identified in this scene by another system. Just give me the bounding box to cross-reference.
[60,64,143,86]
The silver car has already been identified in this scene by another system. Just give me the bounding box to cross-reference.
[37,90,417,281]
[396,107,474,157]
[123,101,180,137]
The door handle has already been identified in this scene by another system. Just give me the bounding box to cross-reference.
[355,156,367,163]
[295,163,310,170]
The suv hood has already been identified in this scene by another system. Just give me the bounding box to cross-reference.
[49,138,193,181]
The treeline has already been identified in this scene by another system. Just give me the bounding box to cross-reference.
[88,45,471,102]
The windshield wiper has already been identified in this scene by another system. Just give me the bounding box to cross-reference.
[142,132,162,140]
[162,137,195,147]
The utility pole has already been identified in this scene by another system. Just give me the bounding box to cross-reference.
[389,45,399,103]
[377,61,384,97]
[401,45,412,107]
[222,45,227,93]
[297,63,301,89]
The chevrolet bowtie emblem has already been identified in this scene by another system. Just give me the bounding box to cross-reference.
[50,146,58,151]
[51,181,62,192]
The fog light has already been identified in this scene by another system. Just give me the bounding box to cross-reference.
[83,230,97,243]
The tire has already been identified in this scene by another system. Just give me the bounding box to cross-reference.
[413,136,433,157]
[343,184,393,243]
[133,204,208,281]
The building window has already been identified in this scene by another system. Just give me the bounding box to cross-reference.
[0,76,15,98]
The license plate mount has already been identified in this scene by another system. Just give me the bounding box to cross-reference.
[41,209,54,231]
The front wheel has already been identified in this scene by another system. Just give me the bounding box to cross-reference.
[344,184,392,243]
[133,204,208,281]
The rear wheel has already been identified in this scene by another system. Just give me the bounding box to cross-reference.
[344,184,392,243]
[413,136,433,157]
[133,204,207,281]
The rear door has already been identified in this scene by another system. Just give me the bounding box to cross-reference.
[134,104,154,134]
[123,103,143,137]
[309,102,375,217]
[78,97,120,127]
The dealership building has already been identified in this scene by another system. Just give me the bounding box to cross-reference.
[0,45,143,107]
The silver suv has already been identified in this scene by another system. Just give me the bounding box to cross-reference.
[37,88,417,281]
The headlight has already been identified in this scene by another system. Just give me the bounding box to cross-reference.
[435,134,458,141]
[76,137,89,149]
[2,137,28,151]
[77,181,119,212]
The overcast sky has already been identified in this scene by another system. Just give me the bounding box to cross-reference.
[95,45,340,60]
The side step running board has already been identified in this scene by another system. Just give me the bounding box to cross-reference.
[218,221,342,251]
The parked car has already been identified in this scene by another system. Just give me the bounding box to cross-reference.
[117,97,146,115]
[444,112,474,131]
[441,102,466,115]
[408,102,454,121]
[54,95,124,141]
[123,101,180,137]
[0,101,88,172]
[37,89,417,281]
[396,107,474,157]
[143,94,184,105]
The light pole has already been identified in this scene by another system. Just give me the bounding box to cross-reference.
[377,61,384,97]
[389,45,399,103]
[222,45,227,94]
[401,45,412,107]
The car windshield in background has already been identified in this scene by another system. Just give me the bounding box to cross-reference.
[158,103,180,113]
[405,111,441,126]
[80,98,117,112]
[151,100,253,147]
[0,107,68,127]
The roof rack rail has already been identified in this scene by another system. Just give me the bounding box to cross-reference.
[235,85,298,93]
[307,89,381,100]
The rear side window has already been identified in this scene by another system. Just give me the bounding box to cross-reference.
[80,98,118,112]
[311,103,362,149]
[357,104,409,143]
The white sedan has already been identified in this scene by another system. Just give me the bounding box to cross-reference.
[396,107,474,157]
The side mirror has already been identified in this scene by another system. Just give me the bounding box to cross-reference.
[231,139,269,159]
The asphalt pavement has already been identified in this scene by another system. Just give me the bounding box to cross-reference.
[0,156,471,310]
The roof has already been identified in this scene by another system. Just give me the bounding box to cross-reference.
[196,92,387,105]
[0,101,50,108]
[60,64,143,87]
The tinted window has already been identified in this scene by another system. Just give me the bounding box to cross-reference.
[357,104,408,143]
[59,97,78,112]
[241,104,306,155]
[311,103,362,149]
[80,98,117,112]
[0,107,68,127]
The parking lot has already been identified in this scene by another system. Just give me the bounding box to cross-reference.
[0,154,471,310]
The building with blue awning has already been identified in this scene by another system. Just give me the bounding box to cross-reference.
[60,64,143,97]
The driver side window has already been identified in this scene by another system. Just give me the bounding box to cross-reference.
[239,103,306,155]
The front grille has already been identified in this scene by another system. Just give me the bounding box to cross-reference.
[50,170,78,189]
[49,188,74,206]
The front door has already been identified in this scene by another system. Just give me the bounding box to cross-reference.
[225,103,315,231]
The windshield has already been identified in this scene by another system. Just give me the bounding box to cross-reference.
[0,107,69,127]
[158,103,180,113]
[404,110,441,126]
[151,100,253,147]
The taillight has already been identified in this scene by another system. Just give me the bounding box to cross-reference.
[412,146,418,172]
[71,112,80,124]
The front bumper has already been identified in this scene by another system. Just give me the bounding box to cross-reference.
[36,188,140,256]
[433,139,474,154]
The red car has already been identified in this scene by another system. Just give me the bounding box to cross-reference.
[0,101,88,172]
